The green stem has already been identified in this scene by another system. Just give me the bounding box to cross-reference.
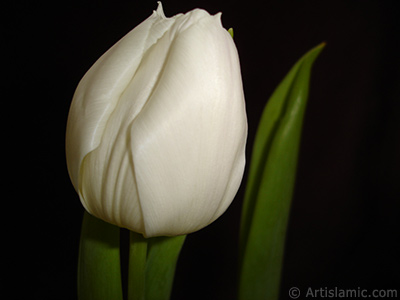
[128,232,186,300]
[128,232,148,300]
[78,211,123,300]
[145,235,186,300]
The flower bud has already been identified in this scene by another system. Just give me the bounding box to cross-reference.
[66,2,247,237]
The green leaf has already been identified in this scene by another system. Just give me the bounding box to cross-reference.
[228,28,234,38]
[78,212,123,300]
[238,43,325,300]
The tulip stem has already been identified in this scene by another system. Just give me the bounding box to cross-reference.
[127,232,186,300]
[144,235,186,300]
[128,232,148,300]
[77,211,123,300]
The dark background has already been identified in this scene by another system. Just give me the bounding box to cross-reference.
[9,0,399,299]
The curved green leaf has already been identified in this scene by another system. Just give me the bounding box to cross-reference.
[239,43,325,300]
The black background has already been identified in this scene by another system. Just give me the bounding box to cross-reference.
[8,0,399,299]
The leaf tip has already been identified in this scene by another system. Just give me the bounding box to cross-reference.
[228,27,234,38]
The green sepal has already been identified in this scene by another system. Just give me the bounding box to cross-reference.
[239,43,325,300]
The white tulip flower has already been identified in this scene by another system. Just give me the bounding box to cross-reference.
[66,2,247,237]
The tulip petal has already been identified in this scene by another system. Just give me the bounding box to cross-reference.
[66,5,176,190]
[129,13,247,237]
[67,4,247,237]
[77,7,188,234]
